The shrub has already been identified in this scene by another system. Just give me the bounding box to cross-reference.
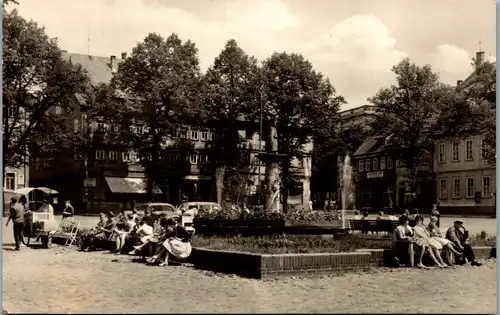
[470,231,496,247]
[195,205,340,222]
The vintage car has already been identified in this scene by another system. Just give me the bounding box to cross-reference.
[14,187,59,248]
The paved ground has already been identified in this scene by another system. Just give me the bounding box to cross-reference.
[49,214,498,236]
[2,217,497,313]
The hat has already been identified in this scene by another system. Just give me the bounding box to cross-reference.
[454,220,463,225]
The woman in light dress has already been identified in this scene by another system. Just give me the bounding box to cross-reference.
[413,215,448,268]
[427,216,462,264]
[148,218,192,266]
[393,215,427,267]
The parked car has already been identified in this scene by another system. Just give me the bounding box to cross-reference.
[135,202,180,217]
[177,202,222,216]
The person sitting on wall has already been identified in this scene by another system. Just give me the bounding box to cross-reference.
[446,220,482,266]
[112,213,137,254]
[147,217,192,266]
[392,215,416,267]
[427,216,462,265]
[128,219,154,255]
[408,208,419,227]
[80,212,114,251]
[413,215,448,268]
[131,214,168,255]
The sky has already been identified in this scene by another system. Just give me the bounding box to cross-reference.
[8,0,496,110]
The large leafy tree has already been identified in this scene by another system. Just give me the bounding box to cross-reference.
[201,39,260,204]
[111,33,202,199]
[3,9,89,173]
[260,52,342,212]
[369,58,445,202]
[438,61,496,164]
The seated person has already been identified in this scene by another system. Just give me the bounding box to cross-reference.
[408,208,419,227]
[353,210,361,220]
[427,216,462,265]
[148,217,192,266]
[393,215,432,268]
[131,216,167,255]
[360,211,370,234]
[141,208,157,227]
[80,212,116,251]
[376,211,386,220]
[128,220,154,255]
[131,209,140,224]
[413,215,447,268]
[446,220,482,266]
[112,213,137,254]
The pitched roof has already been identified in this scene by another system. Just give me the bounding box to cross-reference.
[61,52,123,86]
[353,136,390,157]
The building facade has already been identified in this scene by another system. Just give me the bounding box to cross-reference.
[353,137,435,213]
[29,52,312,211]
[433,134,495,215]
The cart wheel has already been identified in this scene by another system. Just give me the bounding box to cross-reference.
[41,235,50,248]
[21,232,30,246]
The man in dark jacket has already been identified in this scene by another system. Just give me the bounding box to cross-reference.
[6,197,25,250]
[446,220,482,266]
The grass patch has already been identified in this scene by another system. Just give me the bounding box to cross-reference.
[190,231,496,254]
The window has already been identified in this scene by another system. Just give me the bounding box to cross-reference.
[109,151,118,161]
[199,154,208,164]
[97,122,106,132]
[180,127,188,139]
[365,159,371,171]
[466,177,475,198]
[387,157,393,169]
[380,157,386,170]
[190,130,199,141]
[207,132,213,141]
[54,106,62,115]
[482,176,491,197]
[5,173,15,190]
[73,119,79,133]
[397,159,406,167]
[452,142,460,161]
[130,152,140,163]
[417,152,430,165]
[95,150,105,160]
[438,143,446,163]
[465,140,473,160]
[372,158,378,171]
[7,106,17,118]
[358,160,364,172]
[122,152,130,162]
[452,178,461,199]
[481,139,488,159]
[201,131,209,141]
[189,154,198,165]
[439,179,448,199]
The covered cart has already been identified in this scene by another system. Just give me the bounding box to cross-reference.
[14,187,59,248]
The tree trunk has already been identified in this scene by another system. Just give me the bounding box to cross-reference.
[264,126,280,212]
[281,162,290,214]
[215,166,225,205]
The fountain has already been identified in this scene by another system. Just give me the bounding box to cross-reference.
[339,154,354,229]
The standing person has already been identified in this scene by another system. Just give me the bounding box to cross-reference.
[62,200,75,220]
[446,220,482,266]
[6,197,25,251]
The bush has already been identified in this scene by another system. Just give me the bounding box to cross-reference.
[191,234,389,254]
[195,205,340,222]
[470,231,496,247]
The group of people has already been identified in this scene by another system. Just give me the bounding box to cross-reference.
[79,208,192,266]
[393,213,482,268]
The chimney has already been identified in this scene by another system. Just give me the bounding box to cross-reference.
[457,80,463,87]
[121,52,127,59]
[110,55,117,73]
[475,51,485,68]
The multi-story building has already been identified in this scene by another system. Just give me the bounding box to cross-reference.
[337,104,377,130]
[29,52,312,212]
[4,101,30,191]
[432,51,496,216]
[352,136,435,212]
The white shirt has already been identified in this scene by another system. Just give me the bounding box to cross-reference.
[136,224,153,237]
[394,225,413,241]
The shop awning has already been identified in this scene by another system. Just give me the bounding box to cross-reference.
[104,177,162,194]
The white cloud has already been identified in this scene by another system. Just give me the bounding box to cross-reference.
[304,15,408,72]
[429,44,473,83]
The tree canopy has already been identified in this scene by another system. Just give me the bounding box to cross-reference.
[111,32,202,198]
[3,9,89,169]
[369,58,445,194]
